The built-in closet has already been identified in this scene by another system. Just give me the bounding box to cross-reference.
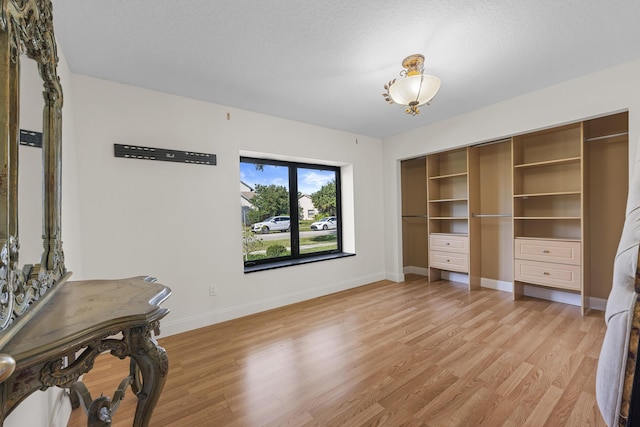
[584,113,629,303]
[400,112,628,313]
[511,123,587,308]
[401,157,428,274]
[470,140,513,291]
[426,148,475,287]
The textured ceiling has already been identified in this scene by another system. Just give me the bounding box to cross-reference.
[51,0,640,139]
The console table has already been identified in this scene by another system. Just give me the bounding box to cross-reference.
[0,276,170,426]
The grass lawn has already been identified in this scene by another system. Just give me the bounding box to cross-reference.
[243,219,337,260]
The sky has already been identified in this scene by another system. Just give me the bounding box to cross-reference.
[240,162,335,195]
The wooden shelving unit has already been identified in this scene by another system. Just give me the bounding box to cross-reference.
[427,148,473,284]
[512,123,587,312]
[399,112,628,314]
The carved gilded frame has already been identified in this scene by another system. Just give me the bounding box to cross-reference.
[0,6,172,420]
[0,0,66,340]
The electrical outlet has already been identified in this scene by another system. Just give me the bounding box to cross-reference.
[209,284,217,296]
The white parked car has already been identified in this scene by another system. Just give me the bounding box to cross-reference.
[251,216,290,234]
[310,216,337,231]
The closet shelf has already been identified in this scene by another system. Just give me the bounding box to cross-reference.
[514,216,581,220]
[429,197,468,203]
[428,171,467,180]
[514,191,581,198]
[584,131,628,142]
[430,217,469,220]
[514,156,580,169]
[472,213,512,218]
[515,236,581,242]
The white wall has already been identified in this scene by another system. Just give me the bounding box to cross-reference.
[70,75,386,337]
[382,59,640,284]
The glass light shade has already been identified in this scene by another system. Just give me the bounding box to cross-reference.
[388,74,441,106]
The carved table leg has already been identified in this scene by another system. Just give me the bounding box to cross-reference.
[124,324,169,427]
[130,359,142,395]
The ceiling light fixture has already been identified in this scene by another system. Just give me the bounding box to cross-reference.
[382,54,441,116]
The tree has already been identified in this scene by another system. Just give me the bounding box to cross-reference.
[311,180,336,217]
[247,184,289,224]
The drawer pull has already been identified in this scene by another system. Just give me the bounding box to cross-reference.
[542,250,550,254]
[447,259,450,262]
[543,272,550,275]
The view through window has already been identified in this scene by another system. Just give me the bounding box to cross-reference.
[240,157,341,267]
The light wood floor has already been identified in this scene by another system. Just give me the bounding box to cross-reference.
[67,275,607,426]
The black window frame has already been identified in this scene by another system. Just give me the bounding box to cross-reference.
[241,156,347,271]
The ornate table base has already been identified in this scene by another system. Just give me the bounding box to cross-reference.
[0,277,171,427]
[66,325,168,427]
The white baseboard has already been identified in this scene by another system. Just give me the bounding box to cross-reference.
[160,271,387,337]
[523,285,582,307]
[589,296,607,312]
[522,285,606,311]
[387,270,406,282]
[441,271,469,284]
[402,266,428,276]
[429,273,608,311]
[482,278,607,311]
[480,278,513,293]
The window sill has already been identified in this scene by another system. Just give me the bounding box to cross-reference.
[244,252,355,274]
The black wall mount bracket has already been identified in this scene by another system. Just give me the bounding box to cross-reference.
[20,129,43,148]
[114,144,216,166]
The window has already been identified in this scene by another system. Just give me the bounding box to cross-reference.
[240,156,343,270]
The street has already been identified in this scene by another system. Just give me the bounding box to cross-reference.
[256,229,336,241]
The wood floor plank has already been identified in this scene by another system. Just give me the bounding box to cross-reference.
[473,396,520,426]
[66,275,608,426]
[523,384,564,426]
[561,391,604,427]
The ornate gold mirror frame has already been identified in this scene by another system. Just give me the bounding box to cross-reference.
[0,0,67,372]
[0,5,171,424]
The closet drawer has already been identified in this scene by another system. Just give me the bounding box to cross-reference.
[430,250,469,273]
[514,259,581,290]
[429,234,469,253]
[514,239,581,265]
